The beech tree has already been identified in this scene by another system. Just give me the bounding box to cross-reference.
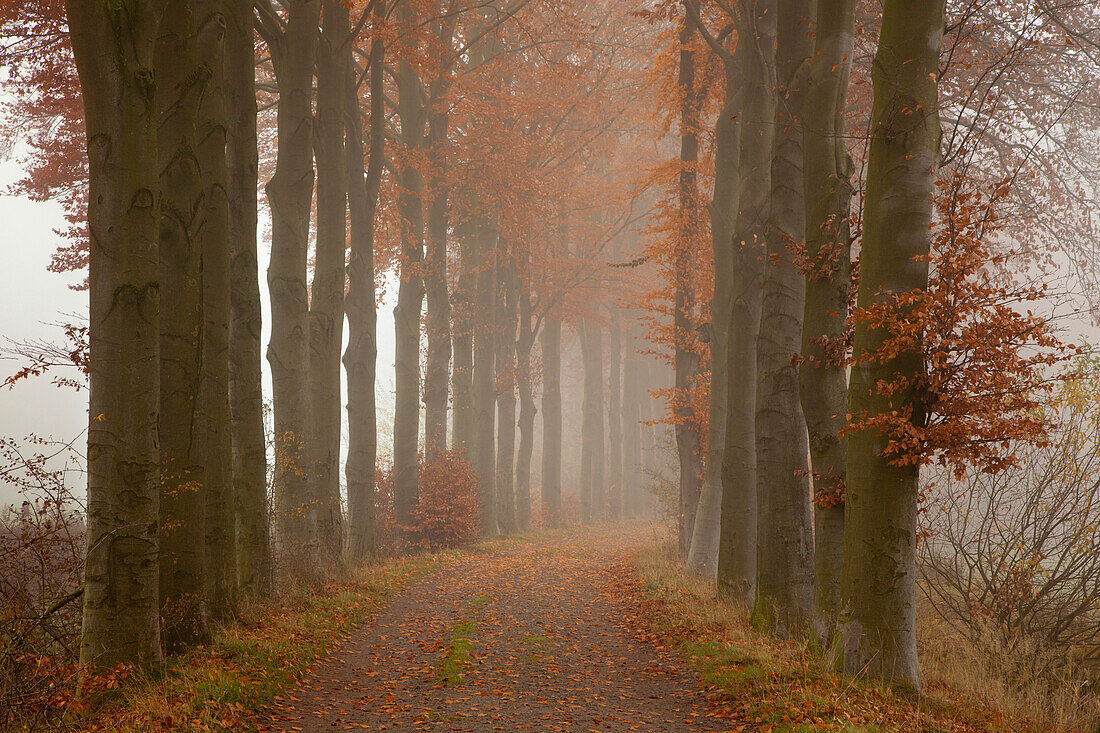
[841,0,947,691]
[800,0,856,646]
[65,0,168,670]
[754,0,814,634]
[256,0,321,578]
[154,0,209,650]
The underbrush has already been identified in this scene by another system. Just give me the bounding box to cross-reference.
[919,612,1100,732]
[13,551,443,733]
[631,543,1073,733]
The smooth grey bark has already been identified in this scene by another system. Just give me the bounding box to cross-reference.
[754,0,815,636]
[685,5,740,576]
[580,319,606,524]
[227,0,271,599]
[842,0,945,692]
[495,255,519,535]
[718,0,777,605]
[452,234,475,457]
[154,0,209,652]
[473,218,498,535]
[259,0,321,579]
[622,350,642,518]
[802,0,856,647]
[608,316,622,520]
[674,17,703,554]
[311,0,350,561]
[515,278,536,532]
[540,315,563,526]
[392,4,427,536]
[68,0,167,670]
[423,63,456,458]
[196,0,237,619]
[344,0,384,564]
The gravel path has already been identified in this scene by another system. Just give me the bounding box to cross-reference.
[262,526,737,732]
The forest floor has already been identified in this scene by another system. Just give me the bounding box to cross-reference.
[251,523,1045,733]
[260,524,739,732]
[61,522,1052,733]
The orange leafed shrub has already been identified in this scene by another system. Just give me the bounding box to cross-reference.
[375,451,480,554]
[412,451,480,551]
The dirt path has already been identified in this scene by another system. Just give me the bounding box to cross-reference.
[262,526,737,732]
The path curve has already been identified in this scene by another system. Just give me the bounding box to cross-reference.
[262,526,736,732]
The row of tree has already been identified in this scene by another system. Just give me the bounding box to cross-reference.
[52,0,673,671]
[10,0,1098,696]
[657,0,1096,692]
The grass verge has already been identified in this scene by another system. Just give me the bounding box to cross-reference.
[628,543,1034,733]
[69,552,445,733]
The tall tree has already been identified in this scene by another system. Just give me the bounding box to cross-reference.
[473,216,498,535]
[674,15,703,554]
[422,8,461,460]
[579,318,606,523]
[621,346,642,518]
[515,275,536,531]
[154,0,209,651]
[718,0,777,604]
[495,254,519,534]
[801,0,856,646]
[540,313,563,526]
[684,0,740,578]
[196,0,237,619]
[842,0,946,691]
[227,0,271,598]
[256,0,321,577]
[392,1,428,536]
[344,0,385,564]
[754,0,814,635]
[67,0,168,669]
[311,0,350,560]
[608,314,623,520]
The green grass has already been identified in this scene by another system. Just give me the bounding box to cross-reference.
[435,593,491,686]
[437,618,477,686]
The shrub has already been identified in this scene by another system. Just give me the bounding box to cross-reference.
[375,451,480,554]
[413,451,480,550]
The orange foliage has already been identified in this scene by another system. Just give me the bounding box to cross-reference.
[847,172,1082,477]
[375,451,480,554]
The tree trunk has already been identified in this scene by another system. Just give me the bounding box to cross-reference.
[580,319,606,523]
[424,104,452,459]
[754,0,814,636]
[842,0,945,692]
[687,54,739,578]
[68,0,166,670]
[311,0,349,561]
[802,0,856,648]
[540,316,563,526]
[675,18,703,554]
[718,0,777,605]
[264,0,321,579]
[515,280,535,532]
[473,218,498,535]
[608,317,622,520]
[392,7,427,537]
[196,0,237,619]
[622,351,641,518]
[344,0,385,564]
[154,0,209,652]
[227,0,271,600]
[495,255,518,535]
[451,235,475,457]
